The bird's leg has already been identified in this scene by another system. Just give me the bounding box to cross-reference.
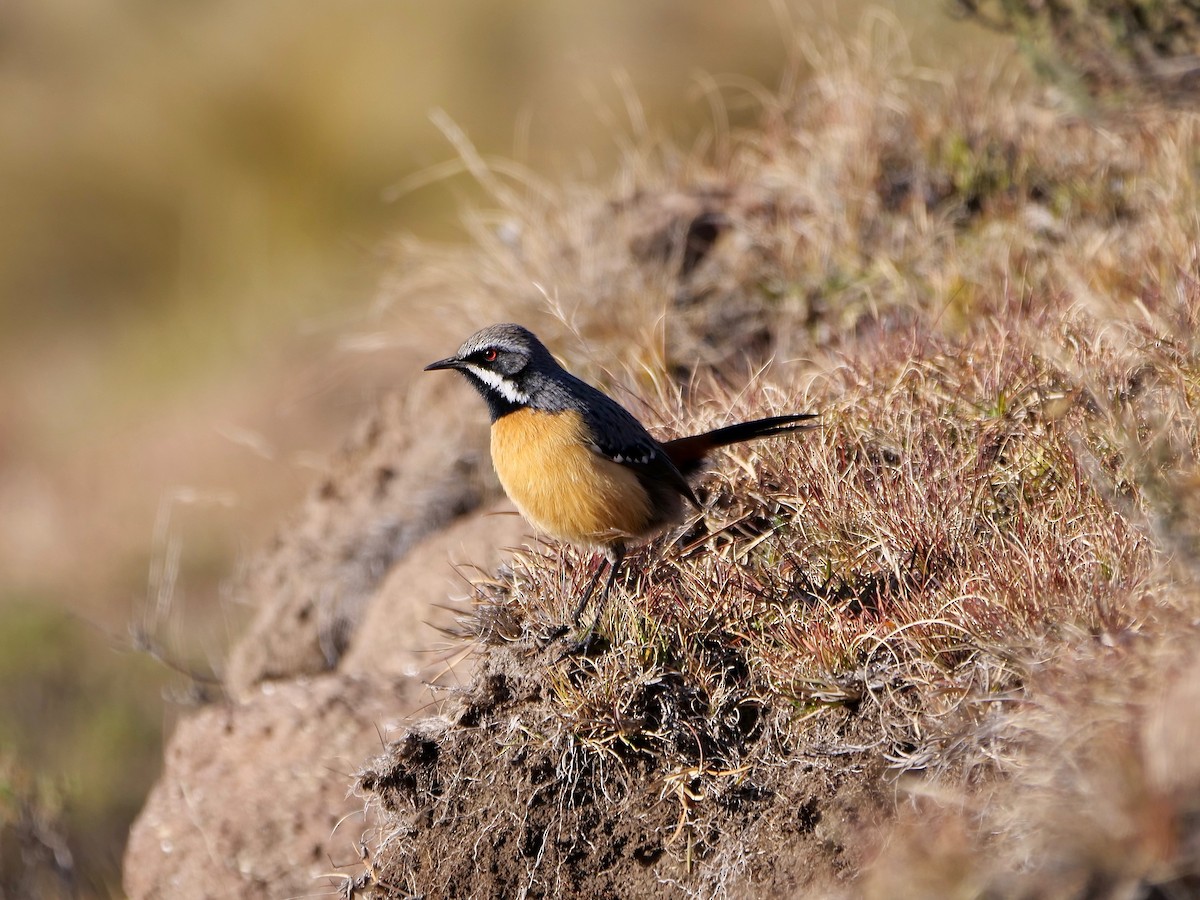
[541,553,608,647]
[578,545,625,627]
[569,554,610,624]
[559,545,626,657]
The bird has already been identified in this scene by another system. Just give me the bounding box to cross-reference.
[424,323,817,647]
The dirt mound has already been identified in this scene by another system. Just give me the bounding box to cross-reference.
[355,642,884,899]
[123,675,404,898]
[224,380,495,696]
[122,395,530,898]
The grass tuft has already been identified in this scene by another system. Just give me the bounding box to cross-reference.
[354,13,1200,897]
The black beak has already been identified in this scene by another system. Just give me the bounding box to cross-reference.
[423,356,461,372]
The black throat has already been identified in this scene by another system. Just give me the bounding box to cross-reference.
[461,372,522,421]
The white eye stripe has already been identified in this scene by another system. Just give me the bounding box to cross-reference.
[462,364,530,405]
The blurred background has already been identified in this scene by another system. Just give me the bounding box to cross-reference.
[0,1,996,893]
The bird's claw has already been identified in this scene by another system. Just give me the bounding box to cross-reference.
[555,631,601,661]
[538,624,569,649]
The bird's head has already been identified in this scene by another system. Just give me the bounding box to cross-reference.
[424,323,559,417]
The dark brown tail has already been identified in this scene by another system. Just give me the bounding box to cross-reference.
[663,414,819,476]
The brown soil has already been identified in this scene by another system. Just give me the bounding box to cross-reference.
[355,643,887,899]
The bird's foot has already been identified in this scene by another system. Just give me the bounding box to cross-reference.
[554,630,604,661]
[538,624,569,649]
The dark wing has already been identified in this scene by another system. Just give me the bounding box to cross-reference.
[576,385,699,509]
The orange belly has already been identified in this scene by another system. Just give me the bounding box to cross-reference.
[490,408,654,548]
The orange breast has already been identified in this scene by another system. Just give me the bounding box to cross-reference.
[490,408,654,548]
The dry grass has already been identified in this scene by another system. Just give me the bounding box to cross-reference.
[354,13,1200,898]
[955,0,1200,103]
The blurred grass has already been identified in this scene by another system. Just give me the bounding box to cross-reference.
[0,0,1000,894]
[0,600,163,896]
[954,0,1200,102]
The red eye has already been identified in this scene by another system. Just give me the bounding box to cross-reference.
[483,348,498,362]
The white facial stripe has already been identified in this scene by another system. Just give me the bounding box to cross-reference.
[462,363,530,405]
